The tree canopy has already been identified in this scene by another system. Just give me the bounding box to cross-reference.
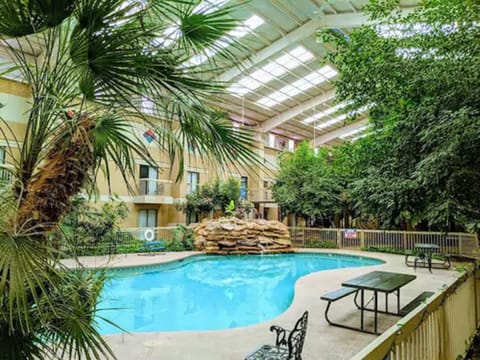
[180,177,253,219]
[272,142,341,226]
[275,0,480,232]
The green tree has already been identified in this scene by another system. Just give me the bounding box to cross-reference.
[0,1,260,358]
[273,142,341,226]
[180,177,252,218]
[55,195,130,255]
[320,0,480,231]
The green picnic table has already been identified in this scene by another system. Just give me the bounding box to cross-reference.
[405,243,451,272]
[322,271,417,334]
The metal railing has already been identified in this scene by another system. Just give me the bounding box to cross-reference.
[138,179,172,196]
[122,226,176,241]
[62,226,178,256]
[288,228,480,257]
[248,188,274,202]
[354,268,480,360]
[0,165,14,184]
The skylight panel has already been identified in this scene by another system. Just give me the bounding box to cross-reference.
[263,62,286,76]
[269,92,289,102]
[228,46,314,97]
[303,102,348,124]
[289,47,314,62]
[275,54,300,69]
[340,125,370,139]
[318,65,338,79]
[188,54,209,66]
[250,69,275,83]
[193,0,229,14]
[238,77,262,90]
[291,78,311,91]
[184,14,264,67]
[227,84,250,96]
[244,15,265,30]
[257,97,278,108]
[256,66,338,108]
[316,114,347,130]
[352,133,369,141]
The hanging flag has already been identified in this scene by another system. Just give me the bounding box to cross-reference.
[143,128,156,143]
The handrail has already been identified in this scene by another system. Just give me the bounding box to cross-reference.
[287,227,479,257]
[353,269,479,360]
[137,178,172,196]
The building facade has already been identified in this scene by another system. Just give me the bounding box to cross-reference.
[0,78,294,228]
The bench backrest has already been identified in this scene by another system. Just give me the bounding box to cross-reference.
[287,311,308,359]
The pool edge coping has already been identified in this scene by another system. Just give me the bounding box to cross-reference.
[64,249,387,272]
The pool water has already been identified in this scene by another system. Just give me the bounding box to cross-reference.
[97,253,382,334]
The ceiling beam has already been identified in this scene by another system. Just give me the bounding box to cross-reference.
[260,90,335,132]
[312,119,368,146]
[217,7,415,82]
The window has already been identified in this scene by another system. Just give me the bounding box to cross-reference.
[288,139,295,152]
[139,164,158,195]
[187,171,200,194]
[140,96,155,115]
[240,176,248,200]
[186,211,199,225]
[268,133,275,148]
[138,209,158,238]
[0,146,5,164]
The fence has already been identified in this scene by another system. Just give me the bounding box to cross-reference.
[62,226,178,256]
[287,227,480,258]
[353,267,480,360]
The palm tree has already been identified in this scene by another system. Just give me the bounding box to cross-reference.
[0,1,259,358]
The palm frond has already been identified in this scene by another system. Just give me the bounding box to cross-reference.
[159,99,261,180]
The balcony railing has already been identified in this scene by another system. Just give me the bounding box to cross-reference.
[134,179,173,204]
[0,165,14,185]
[248,188,275,203]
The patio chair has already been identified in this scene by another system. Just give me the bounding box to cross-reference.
[245,311,308,360]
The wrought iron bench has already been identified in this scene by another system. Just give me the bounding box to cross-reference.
[245,311,308,360]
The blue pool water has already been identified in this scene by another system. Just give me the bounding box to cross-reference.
[97,253,382,334]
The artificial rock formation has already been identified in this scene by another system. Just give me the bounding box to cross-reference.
[193,217,292,254]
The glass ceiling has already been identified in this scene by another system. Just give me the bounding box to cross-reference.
[228,46,314,96]
[256,65,338,108]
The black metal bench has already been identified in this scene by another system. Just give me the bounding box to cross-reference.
[245,311,308,360]
[320,287,359,331]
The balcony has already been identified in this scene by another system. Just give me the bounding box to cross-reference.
[133,179,174,204]
[248,188,275,203]
[0,165,14,186]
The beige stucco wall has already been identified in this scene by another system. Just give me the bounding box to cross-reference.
[0,77,283,228]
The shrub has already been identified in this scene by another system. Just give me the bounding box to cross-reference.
[305,240,338,249]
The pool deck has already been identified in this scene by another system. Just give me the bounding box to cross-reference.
[62,250,461,360]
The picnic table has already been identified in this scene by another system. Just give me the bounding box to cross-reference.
[405,243,451,272]
[322,271,417,334]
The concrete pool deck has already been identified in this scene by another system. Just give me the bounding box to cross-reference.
[63,250,461,360]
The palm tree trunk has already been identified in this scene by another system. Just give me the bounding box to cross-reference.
[16,115,96,236]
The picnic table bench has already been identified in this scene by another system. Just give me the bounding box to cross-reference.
[321,271,419,334]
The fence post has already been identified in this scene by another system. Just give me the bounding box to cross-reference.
[359,230,364,249]
[458,234,463,256]
[337,229,342,248]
